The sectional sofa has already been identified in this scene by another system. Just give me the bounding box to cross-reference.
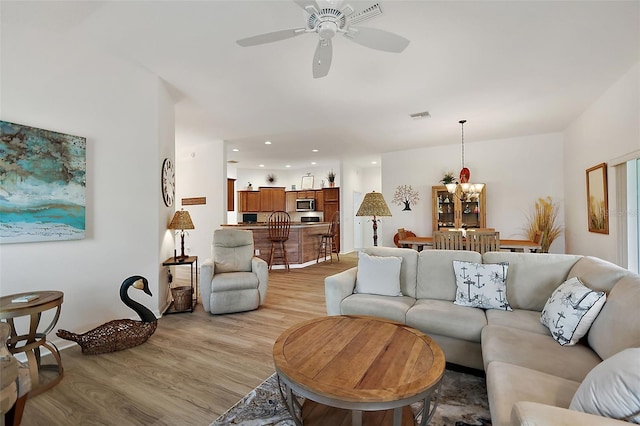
[325,247,640,425]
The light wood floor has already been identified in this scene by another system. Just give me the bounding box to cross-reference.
[21,253,357,426]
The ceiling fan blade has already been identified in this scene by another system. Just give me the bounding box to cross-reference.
[236,28,306,47]
[312,38,332,78]
[293,0,320,13]
[344,26,409,53]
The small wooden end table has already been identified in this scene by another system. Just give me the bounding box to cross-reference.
[273,315,445,426]
[162,255,198,314]
[0,291,64,397]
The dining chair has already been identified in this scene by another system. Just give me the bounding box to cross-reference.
[317,211,340,263]
[433,230,464,250]
[467,227,495,232]
[268,211,291,271]
[466,231,501,254]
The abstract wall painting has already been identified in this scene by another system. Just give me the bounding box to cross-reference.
[0,121,86,244]
[586,162,609,234]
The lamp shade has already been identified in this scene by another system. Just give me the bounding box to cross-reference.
[168,209,195,230]
[356,191,392,217]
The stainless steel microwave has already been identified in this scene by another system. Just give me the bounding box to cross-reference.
[296,199,315,211]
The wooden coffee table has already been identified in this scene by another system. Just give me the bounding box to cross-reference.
[273,315,445,426]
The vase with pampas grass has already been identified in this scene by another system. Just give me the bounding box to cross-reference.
[523,196,563,253]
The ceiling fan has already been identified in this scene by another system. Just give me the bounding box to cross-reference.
[236,0,410,78]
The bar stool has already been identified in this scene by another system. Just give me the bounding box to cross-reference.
[268,211,291,271]
[317,211,340,263]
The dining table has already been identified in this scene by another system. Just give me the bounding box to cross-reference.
[397,236,542,253]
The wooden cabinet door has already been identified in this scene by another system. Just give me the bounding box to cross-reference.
[323,187,339,202]
[260,187,285,212]
[239,191,260,212]
[286,192,297,212]
[272,188,285,211]
[227,178,235,211]
[322,188,340,251]
[315,190,324,211]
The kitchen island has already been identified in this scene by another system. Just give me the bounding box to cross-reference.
[222,223,331,268]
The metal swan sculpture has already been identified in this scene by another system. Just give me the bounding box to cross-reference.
[57,275,158,355]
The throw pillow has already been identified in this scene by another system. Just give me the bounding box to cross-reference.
[540,277,606,346]
[570,347,640,423]
[453,261,511,310]
[355,252,403,297]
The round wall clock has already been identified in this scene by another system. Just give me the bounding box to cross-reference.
[161,158,175,207]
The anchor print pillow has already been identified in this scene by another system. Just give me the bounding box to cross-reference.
[453,261,512,311]
[540,277,606,346]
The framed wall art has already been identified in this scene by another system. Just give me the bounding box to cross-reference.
[586,162,609,234]
[301,175,314,190]
[0,121,86,244]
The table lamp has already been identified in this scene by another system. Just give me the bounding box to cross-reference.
[168,209,195,260]
[356,191,392,246]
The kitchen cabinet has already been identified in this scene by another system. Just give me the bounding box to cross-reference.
[227,178,235,211]
[322,187,340,251]
[432,185,486,231]
[297,190,316,199]
[285,191,297,212]
[238,190,260,212]
[315,190,324,211]
[259,187,286,212]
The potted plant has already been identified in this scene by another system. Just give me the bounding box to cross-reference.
[523,196,563,253]
[440,172,456,185]
[327,169,336,187]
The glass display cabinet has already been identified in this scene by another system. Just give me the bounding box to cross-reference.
[432,185,487,231]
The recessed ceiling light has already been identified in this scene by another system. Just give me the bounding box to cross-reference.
[232,148,239,152]
[285,165,291,168]
[312,149,319,152]
[265,141,272,145]
[311,162,317,165]
[371,161,377,164]
[259,164,265,167]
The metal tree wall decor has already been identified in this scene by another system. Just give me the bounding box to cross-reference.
[392,185,420,211]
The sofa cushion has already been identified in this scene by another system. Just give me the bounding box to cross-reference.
[453,261,511,311]
[485,309,550,335]
[588,274,640,360]
[481,325,602,382]
[416,250,482,300]
[406,299,486,343]
[355,252,402,296]
[540,277,606,346]
[211,271,259,292]
[364,247,418,298]
[213,229,254,273]
[340,294,416,324]
[486,361,580,426]
[570,347,640,423]
[567,256,634,293]
[482,252,582,311]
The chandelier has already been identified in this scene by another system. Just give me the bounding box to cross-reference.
[445,120,484,197]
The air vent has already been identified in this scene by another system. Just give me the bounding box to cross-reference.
[410,111,431,120]
[347,3,383,25]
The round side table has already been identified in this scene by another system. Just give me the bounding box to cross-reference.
[0,291,64,396]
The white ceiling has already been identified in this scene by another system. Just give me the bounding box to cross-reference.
[4,0,639,169]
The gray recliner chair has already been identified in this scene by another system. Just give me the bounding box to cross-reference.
[200,228,268,314]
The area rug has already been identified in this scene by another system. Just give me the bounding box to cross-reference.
[211,368,491,425]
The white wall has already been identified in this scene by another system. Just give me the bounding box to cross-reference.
[381,133,566,252]
[175,141,226,262]
[564,62,640,264]
[0,21,175,345]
